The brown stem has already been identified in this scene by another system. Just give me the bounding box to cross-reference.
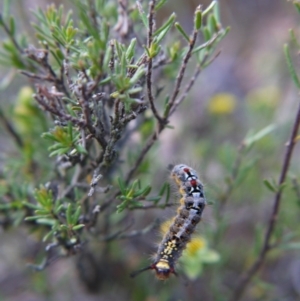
[146,0,163,123]
[125,124,162,185]
[0,107,24,148]
[164,29,198,118]
[230,101,300,301]
[0,14,24,54]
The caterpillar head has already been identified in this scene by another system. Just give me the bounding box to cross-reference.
[151,260,177,280]
[130,261,177,280]
[171,164,199,184]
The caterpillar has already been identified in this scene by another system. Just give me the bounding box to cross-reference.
[131,164,206,280]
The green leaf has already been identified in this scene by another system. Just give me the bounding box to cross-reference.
[141,185,152,196]
[75,145,88,155]
[116,201,127,213]
[192,38,216,54]
[41,132,58,142]
[175,22,190,42]
[146,196,161,202]
[157,182,170,205]
[127,179,138,198]
[35,209,51,215]
[284,43,300,89]
[158,182,167,196]
[294,2,300,15]
[202,26,211,41]
[73,206,81,224]
[22,201,40,210]
[128,87,143,95]
[66,203,72,225]
[136,1,148,29]
[208,14,218,34]
[213,0,221,24]
[72,224,85,231]
[117,177,126,194]
[49,147,70,157]
[25,215,52,221]
[36,218,56,226]
[201,250,220,263]
[128,65,145,85]
[153,13,176,39]
[194,7,202,30]
[155,0,168,11]
[9,16,15,36]
[289,29,300,48]
[54,204,64,214]
[100,76,111,85]
[126,38,136,61]
[263,179,277,193]
[202,1,216,16]
[244,124,276,147]
[155,20,174,44]
[42,228,56,242]
[59,224,68,230]
[279,242,300,250]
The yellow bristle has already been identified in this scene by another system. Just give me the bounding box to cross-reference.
[160,218,174,236]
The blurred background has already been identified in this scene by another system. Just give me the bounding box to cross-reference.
[1,0,300,301]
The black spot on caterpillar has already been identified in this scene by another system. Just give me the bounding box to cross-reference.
[131,164,206,280]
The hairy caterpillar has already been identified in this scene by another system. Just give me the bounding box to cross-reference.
[131,164,206,280]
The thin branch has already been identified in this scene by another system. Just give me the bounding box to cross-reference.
[125,128,160,185]
[100,219,160,242]
[87,205,101,228]
[146,0,163,123]
[128,202,176,210]
[164,29,199,118]
[127,53,147,78]
[168,48,220,117]
[80,87,107,149]
[169,65,201,116]
[0,107,24,148]
[20,70,56,82]
[0,14,24,54]
[113,98,121,126]
[63,54,73,88]
[88,169,103,197]
[25,46,70,97]
[60,164,83,199]
[109,40,115,71]
[87,0,99,29]
[230,101,300,301]
[219,143,245,212]
[102,103,146,166]
[34,88,85,128]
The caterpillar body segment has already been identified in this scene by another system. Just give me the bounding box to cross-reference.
[131,164,206,280]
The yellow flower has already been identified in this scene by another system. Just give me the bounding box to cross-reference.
[208,93,237,115]
[13,86,45,136]
[180,235,220,280]
[186,236,206,256]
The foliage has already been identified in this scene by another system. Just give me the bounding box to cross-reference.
[0,0,300,301]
